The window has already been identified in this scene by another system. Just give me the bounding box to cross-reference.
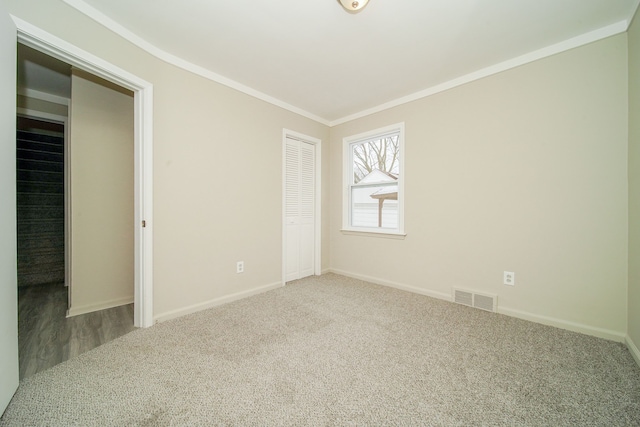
[342,123,405,236]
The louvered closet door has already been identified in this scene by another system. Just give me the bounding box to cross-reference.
[285,138,315,282]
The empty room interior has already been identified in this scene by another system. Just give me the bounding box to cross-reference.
[1,0,640,425]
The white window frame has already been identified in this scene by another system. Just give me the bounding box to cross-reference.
[342,122,405,238]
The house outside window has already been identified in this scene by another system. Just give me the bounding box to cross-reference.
[342,123,405,236]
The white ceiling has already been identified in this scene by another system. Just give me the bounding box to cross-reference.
[66,0,638,124]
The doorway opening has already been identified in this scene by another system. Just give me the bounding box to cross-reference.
[16,46,138,379]
[16,20,154,329]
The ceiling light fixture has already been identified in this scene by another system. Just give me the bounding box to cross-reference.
[338,0,369,13]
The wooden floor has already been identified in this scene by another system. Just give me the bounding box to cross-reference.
[18,283,137,380]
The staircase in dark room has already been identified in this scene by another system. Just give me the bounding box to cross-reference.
[16,118,65,288]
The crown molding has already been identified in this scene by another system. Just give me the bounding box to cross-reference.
[62,0,330,126]
[62,0,630,128]
[329,20,628,126]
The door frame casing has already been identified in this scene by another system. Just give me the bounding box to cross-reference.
[282,129,321,284]
[13,16,154,328]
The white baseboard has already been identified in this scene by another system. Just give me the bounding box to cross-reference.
[627,335,640,368]
[67,296,133,317]
[328,268,452,302]
[498,306,626,343]
[328,269,626,343]
[154,281,284,324]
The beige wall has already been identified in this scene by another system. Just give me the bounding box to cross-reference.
[68,69,134,315]
[4,0,330,320]
[152,64,329,317]
[628,11,640,353]
[330,35,629,339]
[5,0,634,344]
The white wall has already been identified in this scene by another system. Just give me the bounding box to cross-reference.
[68,69,134,315]
[628,10,640,359]
[0,0,19,412]
[330,34,629,340]
[3,0,330,321]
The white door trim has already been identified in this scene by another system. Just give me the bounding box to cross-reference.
[13,16,154,328]
[282,129,321,284]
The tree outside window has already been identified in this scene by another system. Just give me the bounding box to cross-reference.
[352,134,399,183]
[344,124,404,234]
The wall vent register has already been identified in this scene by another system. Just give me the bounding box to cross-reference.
[453,288,497,313]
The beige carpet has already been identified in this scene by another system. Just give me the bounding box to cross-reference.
[1,273,639,426]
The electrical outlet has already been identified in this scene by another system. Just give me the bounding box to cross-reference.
[503,271,515,286]
[236,261,244,274]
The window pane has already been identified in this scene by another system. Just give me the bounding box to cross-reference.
[352,134,400,184]
[351,185,398,229]
[343,123,403,235]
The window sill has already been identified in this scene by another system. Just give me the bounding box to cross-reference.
[340,229,407,240]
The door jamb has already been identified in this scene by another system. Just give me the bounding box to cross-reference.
[282,129,321,285]
[13,17,154,328]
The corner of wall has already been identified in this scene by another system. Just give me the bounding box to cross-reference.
[626,335,640,368]
[628,0,640,363]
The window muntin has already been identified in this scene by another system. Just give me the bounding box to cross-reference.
[343,124,404,235]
